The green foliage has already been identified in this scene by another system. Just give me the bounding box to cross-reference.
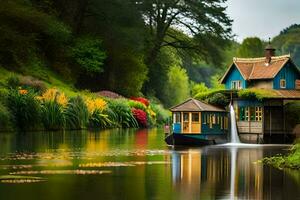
[273,24,300,66]
[128,100,147,112]
[162,65,190,107]
[113,52,148,96]
[207,93,229,107]
[0,101,12,131]
[262,143,300,170]
[238,89,276,100]
[6,75,20,89]
[41,101,65,130]
[237,37,264,58]
[0,1,71,67]
[7,89,41,130]
[108,99,138,128]
[191,82,209,97]
[151,103,170,125]
[285,102,300,130]
[88,109,113,129]
[65,96,89,129]
[71,37,106,74]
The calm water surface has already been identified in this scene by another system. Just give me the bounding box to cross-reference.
[0,129,299,200]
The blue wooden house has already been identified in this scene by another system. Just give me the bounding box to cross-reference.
[165,98,228,146]
[220,44,300,139]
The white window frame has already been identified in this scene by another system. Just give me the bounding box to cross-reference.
[280,79,286,89]
[231,80,242,90]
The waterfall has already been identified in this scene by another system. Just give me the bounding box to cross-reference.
[229,104,241,143]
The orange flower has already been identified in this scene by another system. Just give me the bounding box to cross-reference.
[19,89,28,95]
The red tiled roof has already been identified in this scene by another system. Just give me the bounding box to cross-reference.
[220,55,298,82]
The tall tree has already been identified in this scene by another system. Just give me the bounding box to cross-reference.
[136,0,232,66]
[237,37,263,58]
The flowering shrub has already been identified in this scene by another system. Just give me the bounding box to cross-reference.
[19,89,28,95]
[85,97,107,113]
[130,97,150,107]
[37,88,68,107]
[132,108,147,127]
[7,89,41,130]
[128,100,147,112]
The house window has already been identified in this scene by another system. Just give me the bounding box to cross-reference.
[173,113,181,123]
[192,113,200,122]
[245,107,250,121]
[231,80,242,90]
[183,113,189,122]
[239,107,246,121]
[212,114,216,124]
[255,107,262,121]
[250,107,255,121]
[280,79,286,88]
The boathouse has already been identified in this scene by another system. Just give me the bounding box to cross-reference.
[170,98,228,135]
[220,44,300,140]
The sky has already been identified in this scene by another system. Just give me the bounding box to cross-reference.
[226,0,300,42]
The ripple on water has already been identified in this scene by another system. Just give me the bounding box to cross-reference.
[0,149,172,161]
[79,161,171,168]
[0,175,47,184]
[9,170,112,175]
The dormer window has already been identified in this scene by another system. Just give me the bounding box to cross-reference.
[280,79,286,89]
[231,80,242,90]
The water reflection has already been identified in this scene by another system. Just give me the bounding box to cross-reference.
[0,129,299,200]
[171,146,299,199]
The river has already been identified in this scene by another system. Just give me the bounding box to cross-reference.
[0,129,299,200]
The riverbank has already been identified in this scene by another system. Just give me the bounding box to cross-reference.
[0,73,170,132]
[262,142,300,170]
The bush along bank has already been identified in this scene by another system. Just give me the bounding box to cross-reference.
[262,142,300,170]
[0,79,170,132]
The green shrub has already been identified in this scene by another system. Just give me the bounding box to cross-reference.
[0,88,9,102]
[285,102,300,130]
[7,89,41,130]
[151,103,170,125]
[41,101,65,130]
[88,109,113,129]
[262,143,300,170]
[0,102,12,131]
[64,96,89,129]
[6,75,20,89]
[207,93,229,107]
[71,37,106,75]
[108,99,138,128]
[19,76,46,93]
[128,100,147,112]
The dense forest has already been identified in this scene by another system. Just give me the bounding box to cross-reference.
[0,0,234,107]
[0,0,300,131]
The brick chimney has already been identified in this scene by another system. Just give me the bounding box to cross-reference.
[265,38,275,65]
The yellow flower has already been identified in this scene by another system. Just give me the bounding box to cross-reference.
[37,88,68,107]
[56,93,68,107]
[41,88,58,101]
[19,89,28,95]
[85,97,107,113]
